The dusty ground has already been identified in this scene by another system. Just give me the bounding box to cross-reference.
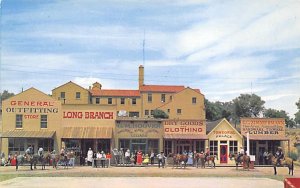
[0,164,299,182]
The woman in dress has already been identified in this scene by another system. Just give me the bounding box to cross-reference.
[137,150,143,165]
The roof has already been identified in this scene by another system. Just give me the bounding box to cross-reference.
[164,134,208,140]
[206,119,223,133]
[90,89,140,97]
[52,81,87,91]
[62,127,112,139]
[1,130,55,138]
[140,85,185,93]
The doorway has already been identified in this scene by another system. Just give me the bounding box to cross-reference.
[220,145,228,163]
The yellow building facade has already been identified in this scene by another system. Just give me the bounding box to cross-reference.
[1,88,62,157]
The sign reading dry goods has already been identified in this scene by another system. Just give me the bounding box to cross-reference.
[163,120,206,135]
[241,118,285,137]
[116,121,162,138]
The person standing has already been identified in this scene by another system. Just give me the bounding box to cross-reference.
[157,151,166,168]
[125,149,131,165]
[87,148,93,166]
[275,147,284,166]
[38,147,44,158]
[150,151,155,165]
[100,151,106,168]
[137,150,143,165]
[238,146,244,162]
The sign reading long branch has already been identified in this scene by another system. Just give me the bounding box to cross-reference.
[163,120,206,135]
[63,111,114,119]
[240,118,285,138]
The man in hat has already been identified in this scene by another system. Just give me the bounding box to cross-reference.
[204,147,210,162]
[100,151,106,168]
[275,146,284,166]
[157,151,166,168]
[237,146,245,162]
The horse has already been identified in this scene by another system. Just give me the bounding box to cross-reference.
[229,153,250,170]
[16,152,50,171]
[267,153,294,175]
[194,153,205,168]
[169,153,188,169]
[52,152,73,169]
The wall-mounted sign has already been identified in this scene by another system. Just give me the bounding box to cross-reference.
[241,118,285,137]
[5,100,59,114]
[163,120,206,135]
[116,121,163,138]
[213,130,236,138]
[63,111,114,119]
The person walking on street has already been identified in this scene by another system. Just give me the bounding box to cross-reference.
[157,151,166,168]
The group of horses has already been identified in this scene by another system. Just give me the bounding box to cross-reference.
[169,153,216,169]
[15,151,74,171]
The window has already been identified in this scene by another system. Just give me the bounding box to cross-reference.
[167,109,170,113]
[60,92,65,99]
[120,98,125,105]
[129,112,139,117]
[192,97,197,104]
[148,139,159,154]
[40,115,48,128]
[229,141,238,155]
[196,141,205,153]
[38,139,53,153]
[164,140,172,155]
[16,114,23,128]
[8,138,25,154]
[170,96,173,101]
[76,92,81,99]
[108,98,112,104]
[132,98,136,105]
[96,98,100,104]
[145,110,149,116]
[119,139,130,151]
[161,94,166,102]
[148,93,152,103]
[177,109,182,115]
[210,140,218,159]
[150,110,154,116]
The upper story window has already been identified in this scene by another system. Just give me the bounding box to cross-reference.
[167,109,170,113]
[132,98,136,105]
[16,114,23,128]
[96,98,100,104]
[177,109,182,115]
[120,98,125,105]
[145,110,149,116]
[60,92,65,99]
[108,98,112,104]
[161,94,166,103]
[148,93,152,103]
[192,97,197,104]
[76,92,81,99]
[41,115,48,128]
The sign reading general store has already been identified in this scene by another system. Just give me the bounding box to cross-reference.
[240,118,285,137]
[163,120,206,135]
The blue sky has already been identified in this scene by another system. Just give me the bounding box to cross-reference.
[1,0,300,118]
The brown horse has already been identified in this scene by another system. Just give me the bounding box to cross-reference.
[194,153,205,168]
[51,152,73,169]
[169,153,188,168]
[230,153,250,170]
[267,153,293,175]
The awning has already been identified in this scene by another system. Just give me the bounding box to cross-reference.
[62,127,112,139]
[1,130,55,138]
[244,135,290,141]
[164,134,208,140]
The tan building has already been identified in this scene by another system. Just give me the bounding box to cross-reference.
[1,88,62,157]
[61,104,116,156]
[207,118,243,165]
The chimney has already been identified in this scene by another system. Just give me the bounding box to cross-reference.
[139,65,144,89]
[92,82,102,90]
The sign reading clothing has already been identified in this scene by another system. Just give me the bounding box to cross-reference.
[241,118,285,137]
[163,120,205,135]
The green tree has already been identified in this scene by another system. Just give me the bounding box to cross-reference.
[295,98,300,126]
[233,94,265,118]
[264,108,295,128]
[0,90,15,101]
[153,109,169,119]
[205,99,232,121]
[296,98,300,110]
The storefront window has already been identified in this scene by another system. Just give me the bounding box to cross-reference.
[97,139,110,153]
[38,139,53,152]
[164,140,172,155]
[147,139,159,154]
[229,141,238,155]
[209,140,218,159]
[119,139,159,155]
[8,138,25,154]
[196,141,205,153]
[119,139,130,151]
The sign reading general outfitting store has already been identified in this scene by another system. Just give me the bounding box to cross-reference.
[240,118,285,138]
